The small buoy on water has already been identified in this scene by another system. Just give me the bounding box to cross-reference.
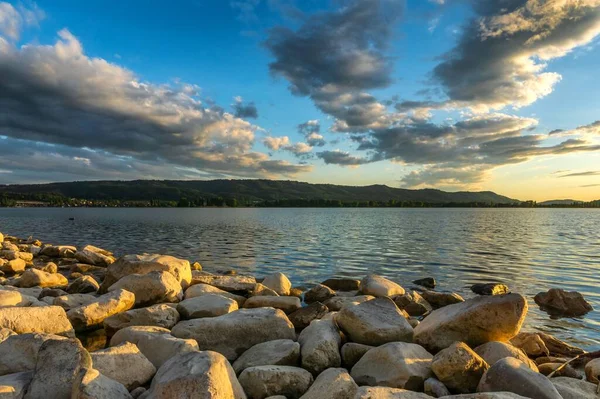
[69,217,75,221]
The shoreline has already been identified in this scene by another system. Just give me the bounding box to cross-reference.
[0,230,598,398]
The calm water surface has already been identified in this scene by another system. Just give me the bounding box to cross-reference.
[1,208,599,349]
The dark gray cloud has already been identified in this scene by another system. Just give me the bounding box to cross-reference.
[559,170,600,178]
[316,150,371,166]
[233,97,259,119]
[297,120,325,147]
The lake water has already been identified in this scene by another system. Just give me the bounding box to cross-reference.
[1,207,599,350]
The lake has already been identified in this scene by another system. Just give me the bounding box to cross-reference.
[1,207,599,349]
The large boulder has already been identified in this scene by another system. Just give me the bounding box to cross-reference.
[184,283,246,306]
[232,339,300,375]
[24,338,92,399]
[298,319,342,375]
[177,294,238,319]
[477,357,562,399]
[288,302,329,329]
[107,271,183,307]
[474,341,538,371]
[172,308,296,361]
[534,288,593,316]
[110,326,198,369]
[17,268,68,288]
[414,294,527,352]
[0,306,74,337]
[0,371,33,398]
[238,365,312,399]
[341,343,373,369]
[261,272,292,296]
[72,368,132,399]
[100,254,192,292]
[300,368,358,399]
[551,376,600,399]
[431,342,489,394]
[145,351,246,399]
[0,333,61,376]
[67,289,135,332]
[243,296,301,314]
[90,342,156,390]
[103,304,180,337]
[336,298,413,345]
[351,342,433,391]
[359,275,405,297]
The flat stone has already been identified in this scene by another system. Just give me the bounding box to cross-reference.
[262,272,292,296]
[72,368,132,399]
[304,284,336,304]
[336,297,413,345]
[431,342,489,394]
[74,248,115,267]
[0,306,74,337]
[0,371,33,399]
[414,294,528,353]
[191,275,257,292]
[534,288,593,316]
[177,293,238,319]
[67,289,135,332]
[288,302,329,329]
[184,283,246,306]
[172,307,296,361]
[471,283,510,296]
[359,274,405,297]
[299,368,358,399]
[298,319,342,375]
[90,342,156,390]
[351,342,433,391]
[239,365,313,399]
[341,342,373,369]
[232,339,300,375]
[321,278,361,291]
[324,295,375,311]
[477,357,562,399]
[421,290,464,309]
[17,268,68,288]
[474,341,538,371]
[107,271,183,307]
[243,296,301,314]
[103,304,180,337]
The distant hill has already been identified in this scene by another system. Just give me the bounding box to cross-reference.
[0,179,519,205]
[538,199,584,206]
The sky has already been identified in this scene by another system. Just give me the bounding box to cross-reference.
[0,0,599,201]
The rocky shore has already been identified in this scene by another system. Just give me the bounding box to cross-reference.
[0,230,597,399]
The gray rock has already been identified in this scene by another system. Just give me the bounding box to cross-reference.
[551,376,600,399]
[184,283,247,306]
[0,333,61,376]
[421,290,465,309]
[425,378,451,398]
[534,288,593,316]
[0,306,74,337]
[239,365,313,399]
[359,275,405,297]
[393,291,432,317]
[431,342,489,394]
[477,357,562,399]
[324,295,375,311]
[72,368,132,399]
[474,341,538,371]
[67,289,135,332]
[510,332,584,357]
[103,304,180,336]
[354,386,432,398]
[300,368,358,399]
[74,248,115,267]
[262,272,292,296]
[336,297,413,345]
[341,342,373,369]
[288,302,329,329]
[351,342,433,391]
[304,284,336,304]
[107,271,183,307]
[177,293,238,319]
[90,342,156,390]
[191,275,257,293]
[54,293,98,311]
[0,371,33,399]
[243,296,301,314]
[298,319,342,375]
[172,307,296,361]
[232,339,300,375]
[585,357,600,383]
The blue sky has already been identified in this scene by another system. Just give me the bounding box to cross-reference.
[1,0,599,200]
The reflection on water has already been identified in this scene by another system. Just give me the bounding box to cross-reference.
[1,207,599,349]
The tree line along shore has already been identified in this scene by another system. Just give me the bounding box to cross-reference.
[0,230,599,398]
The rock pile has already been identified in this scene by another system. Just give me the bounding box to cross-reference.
[0,230,596,398]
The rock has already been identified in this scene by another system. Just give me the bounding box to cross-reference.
[321,278,361,291]
[0,259,26,274]
[249,283,280,297]
[537,362,579,378]
[439,394,530,398]
[474,341,538,371]
[414,294,528,353]
[232,339,300,375]
[431,342,489,394]
[534,288,593,316]
[324,295,375,311]
[177,294,239,319]
[130,387,146,399]
[0,327,15,343]
[359,275,405,297]
[342,342,373,369]
[39,288,68,298]
[24,338,92,399]
[298,319,342,375]
[354,386,432,398]
[471,283,510,296]
[421,290,465,308]
[551,376,600,399]
[477,357,562,399]
[35,261,58,274]
[510,332,584,357]
[351,342,433,391]
[336,297,413,345]
[78,329,108,352]
[191,261,202,271]
[72,368,132,399]
[0,333,61,376]
[100,254,192,292]
[288,302,329,329]
[585,357,600,383]
[110,326,199,369]
[290,287,304,298]
[413,277,436,289]
[145,351,246,399]
[172,307,296,361]
[108,271,183,307]
[300,368,358,399]
[425,377,451,397]
[0,286,43,299]
[0,290,29,307]
[262,272,292,296]
[67,276,100,294]
[304,284,336,304]
[192,275,257,292]
[244,296,301,314]
[393,291,432,316]
[103,304,180,336]
[0,371,33,398]
[74,248,115,267]
[0,306,74,336]
[239,365,313,399]
[67,289,135,332]
[40,245,77,258]
[184,283,247,306]
[90,342,156,390]
[17,268,68,288]
[54,294,98,311]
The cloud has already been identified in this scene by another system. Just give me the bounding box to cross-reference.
[232,96,258,118]
[0,2,44,41]
[559,170,600,178]
[297,120,325,147]
[549,120,600,137]
[263,135,313,156]
[316,150,371,166]
[0,25,310,180]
